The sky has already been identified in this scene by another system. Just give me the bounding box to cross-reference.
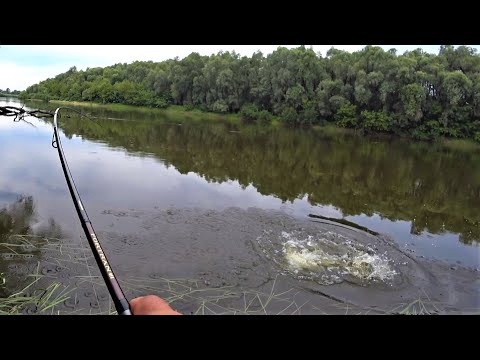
[1,45,479,91]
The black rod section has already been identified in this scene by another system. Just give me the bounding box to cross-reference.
[52,108,132,315]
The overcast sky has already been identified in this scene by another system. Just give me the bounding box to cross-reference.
[1,45,478,91]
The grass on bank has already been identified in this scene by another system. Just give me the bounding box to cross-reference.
[2,234,478,315]
[48,100,242,123]
[1,234,303,315]
[24,99,282,127]
[0,262,72,315]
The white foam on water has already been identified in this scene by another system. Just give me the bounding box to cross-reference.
[280,230,397,283]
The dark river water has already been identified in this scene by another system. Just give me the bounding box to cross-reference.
[1,97,479,314]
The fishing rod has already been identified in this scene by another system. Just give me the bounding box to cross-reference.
[52,107,132,315]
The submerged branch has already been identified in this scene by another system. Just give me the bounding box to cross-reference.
[0,105,54,122]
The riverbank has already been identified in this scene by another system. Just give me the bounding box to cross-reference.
[21,98,480,150]
[24,99,284,126]
[49,100,247,124]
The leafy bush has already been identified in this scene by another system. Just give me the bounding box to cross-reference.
[281,107,298,127]
[257,110,272,126]
[335,103,358,128]
[361,110,391,132]
[212,100,229,113]
[240,104,259,123]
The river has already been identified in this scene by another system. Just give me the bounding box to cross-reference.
[1,97,478,314]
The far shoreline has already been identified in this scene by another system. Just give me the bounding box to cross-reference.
[18,98,480,152]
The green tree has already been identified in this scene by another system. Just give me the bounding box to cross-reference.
[18,45,480,141]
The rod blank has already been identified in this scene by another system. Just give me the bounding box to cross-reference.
[52,107,132,315]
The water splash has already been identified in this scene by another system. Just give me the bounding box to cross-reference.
[258,230,397,286]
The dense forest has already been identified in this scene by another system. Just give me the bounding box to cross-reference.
[21,45,480,141]
[0,88,20,97]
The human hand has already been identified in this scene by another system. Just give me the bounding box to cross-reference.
[130,295,182,315]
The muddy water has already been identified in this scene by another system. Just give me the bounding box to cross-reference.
[0,98,479,314]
